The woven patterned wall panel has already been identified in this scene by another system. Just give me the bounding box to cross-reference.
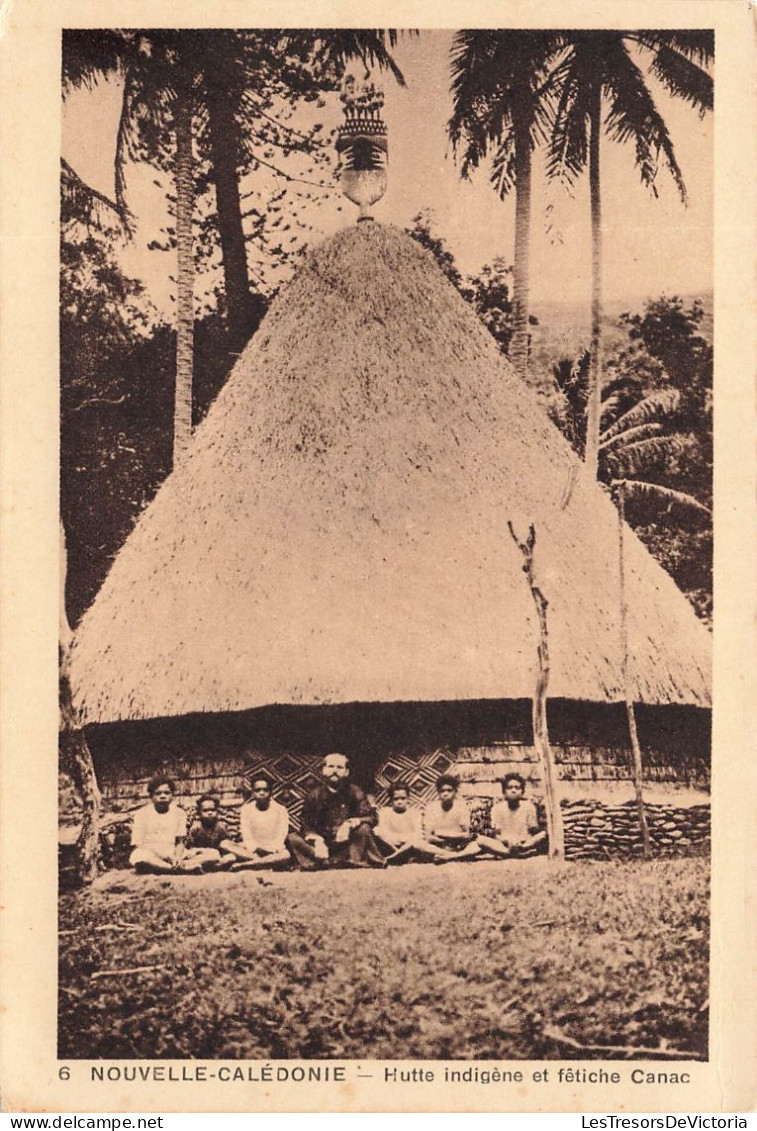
[371,749,458,807]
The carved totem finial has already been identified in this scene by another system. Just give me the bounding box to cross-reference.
[336,76,388,221]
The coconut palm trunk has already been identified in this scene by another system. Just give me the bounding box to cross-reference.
[585,81,603,480]
[511,101,532,382]
[448,32,563,385]
[173,83,195,465]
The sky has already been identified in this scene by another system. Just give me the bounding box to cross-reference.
[62,30,713,319]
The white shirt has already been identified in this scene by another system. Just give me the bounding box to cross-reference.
[490,799,539,844]
[240,799,289,852]
[375,805,424,846]
[423,797,471,839]
[131,802,187,858]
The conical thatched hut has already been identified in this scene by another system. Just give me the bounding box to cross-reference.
[70,222,711,856]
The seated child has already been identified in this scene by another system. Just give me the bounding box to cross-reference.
[130,776,202,874]
[422,774,482,863]
[478,773,547,858]
[233,772,292,870]
[374,782,441,864]
[185,794,240,870]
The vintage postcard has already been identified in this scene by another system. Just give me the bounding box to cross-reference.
[0,0,755,1115]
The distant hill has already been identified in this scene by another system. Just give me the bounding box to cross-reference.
[526,291,713,397]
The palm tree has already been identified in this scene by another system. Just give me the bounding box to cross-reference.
[547,30,714,479]
[63,30,407,462]
[448,31,564,382]
[172,40,197,460]
[63,30,198,463]
[111,31,201,462]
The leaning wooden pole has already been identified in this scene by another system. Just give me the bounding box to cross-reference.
[614,483,652,858]
[508,522,564,860]
[60,521,101,884]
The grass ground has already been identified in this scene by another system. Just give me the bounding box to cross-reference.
[58,857,709,1061]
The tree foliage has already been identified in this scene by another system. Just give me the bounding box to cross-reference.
[549,295,713,623]
[468,259,518,356]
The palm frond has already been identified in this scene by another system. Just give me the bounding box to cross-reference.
[449,30,500,145]
[601,388,681,441]
[304,30,409,87]
[600,422,663,452]
[449,30,565,177]
[600,391,621,421]
[650,45,712,116]
[604,435,685,475]
[546,48,595,185]
[635,30,714,68]
[62,29,128,92]
[114,71,140,232]
[613,478,711,516]
[61,159,124,232]
[490,138,517,197]
[602,40,687,202]
[630,33,714,117]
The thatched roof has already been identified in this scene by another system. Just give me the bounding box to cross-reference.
[70,222,711,724]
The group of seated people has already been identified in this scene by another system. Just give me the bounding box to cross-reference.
[129,752,546,875]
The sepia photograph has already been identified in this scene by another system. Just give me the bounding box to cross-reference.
[54,25,718,1067]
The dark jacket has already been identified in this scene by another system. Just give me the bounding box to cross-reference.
[299,782,376,843]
